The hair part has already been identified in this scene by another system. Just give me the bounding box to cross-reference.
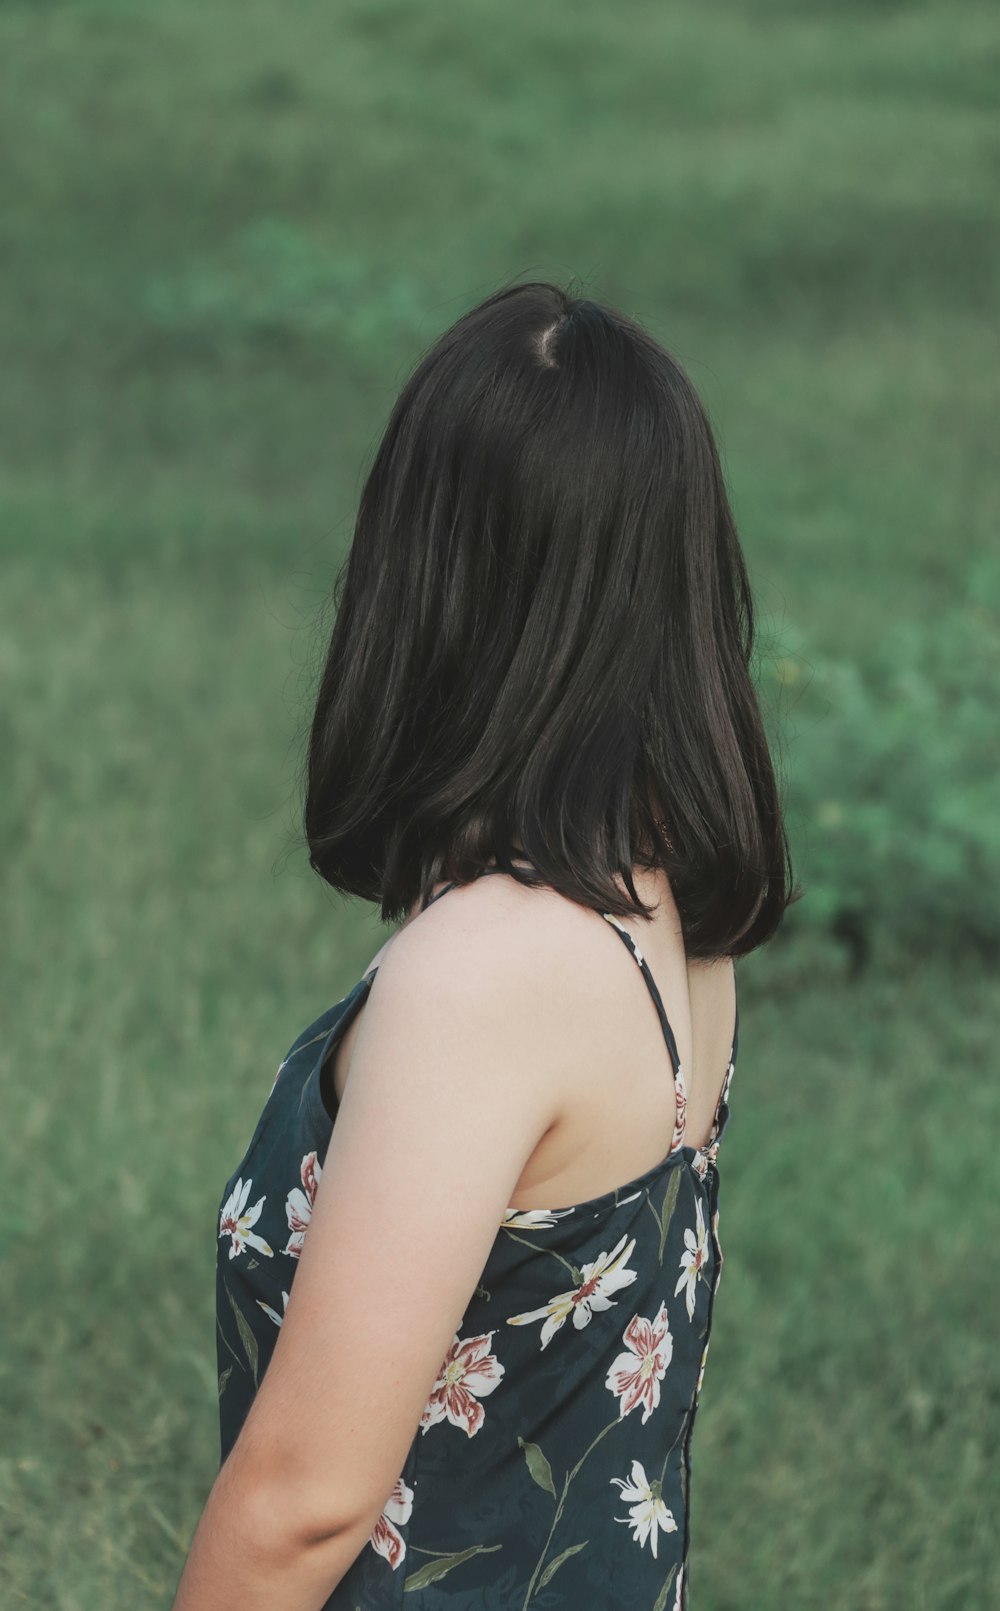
[303,278,801,959]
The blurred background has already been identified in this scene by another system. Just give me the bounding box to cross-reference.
[1,2,997,1606]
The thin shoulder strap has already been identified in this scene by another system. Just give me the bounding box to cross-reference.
[423,881,455,909]
[601,916,743,1161]
[599,913,683,1078]
[600,912,688,1155]
[705,974,740,1154]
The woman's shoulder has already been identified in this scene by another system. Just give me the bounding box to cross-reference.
[373,871,639,1017]
[358,872,628,1087]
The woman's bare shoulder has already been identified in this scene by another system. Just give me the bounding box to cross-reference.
[362,872,622,1079]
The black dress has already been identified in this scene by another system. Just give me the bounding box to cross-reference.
[215,866,740,1609]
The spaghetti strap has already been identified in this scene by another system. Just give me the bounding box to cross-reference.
[599,914,683,1079]
[599,911,688,1154]
[704,972,739,1157]
[601,913,741,1163]
[423,878,458,909]
[422,864,530,910]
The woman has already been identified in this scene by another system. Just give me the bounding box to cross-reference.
[174,280,798,1609]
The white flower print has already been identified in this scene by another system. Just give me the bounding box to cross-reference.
[218,1177,274,1261]
[695,1338,709,1400]
[501,1206,575,1230]
[283,1150,322,1260]
[674,1196,709,1320]
[610,1459,678,1558]
[674,1562,684,1608]
[600,914,647,968]
[605,1300,673,1423]
[719,1056,735,1112]
[256,1290,290,1328]
[368,1474,414,1569]
[420,1331,505,1437]
[506,1233,638,1350]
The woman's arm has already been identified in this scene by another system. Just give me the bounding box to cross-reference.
[172,913,568,1609]
[170,1447,383,1611]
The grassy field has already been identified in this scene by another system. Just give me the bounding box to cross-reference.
[1,2,997,1606]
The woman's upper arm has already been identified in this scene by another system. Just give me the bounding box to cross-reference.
[228,919,567,1545]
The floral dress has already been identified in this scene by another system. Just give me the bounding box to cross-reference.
[216,868,740,1609]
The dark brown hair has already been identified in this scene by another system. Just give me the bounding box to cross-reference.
[304,279,800,958]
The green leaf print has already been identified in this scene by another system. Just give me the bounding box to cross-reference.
[652,1561,678,1611]
[225,1282,259,1386]
[521,1417,619,1607]
[216,1313,248,1381]
[538,1540,588,1587]
[518,1435,557,1498]
[657,1168,682,1267]
[218,1366,232,1399]
[403,1545,501,1591]
[500,1225,583,1284]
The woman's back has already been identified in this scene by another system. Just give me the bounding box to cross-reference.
[215,864,739,1609]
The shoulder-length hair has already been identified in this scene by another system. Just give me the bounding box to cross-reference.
[304,279,800,959]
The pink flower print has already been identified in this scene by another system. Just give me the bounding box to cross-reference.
[674,1197,709,1320]
[283,1150,323,1260]
[690,1138,719,1181]
[610,1459,678,1557]
[368,1474,414,1569]
[218,1177,274,1261]
[420,1331,505,1438]
[671,1064,688,1152]
[605,1300,673,1424]
[506,1233,638,1350]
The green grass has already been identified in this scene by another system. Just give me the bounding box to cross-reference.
[1,1,997,1605]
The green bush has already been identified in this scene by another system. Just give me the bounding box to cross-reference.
[765,553,999,966]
